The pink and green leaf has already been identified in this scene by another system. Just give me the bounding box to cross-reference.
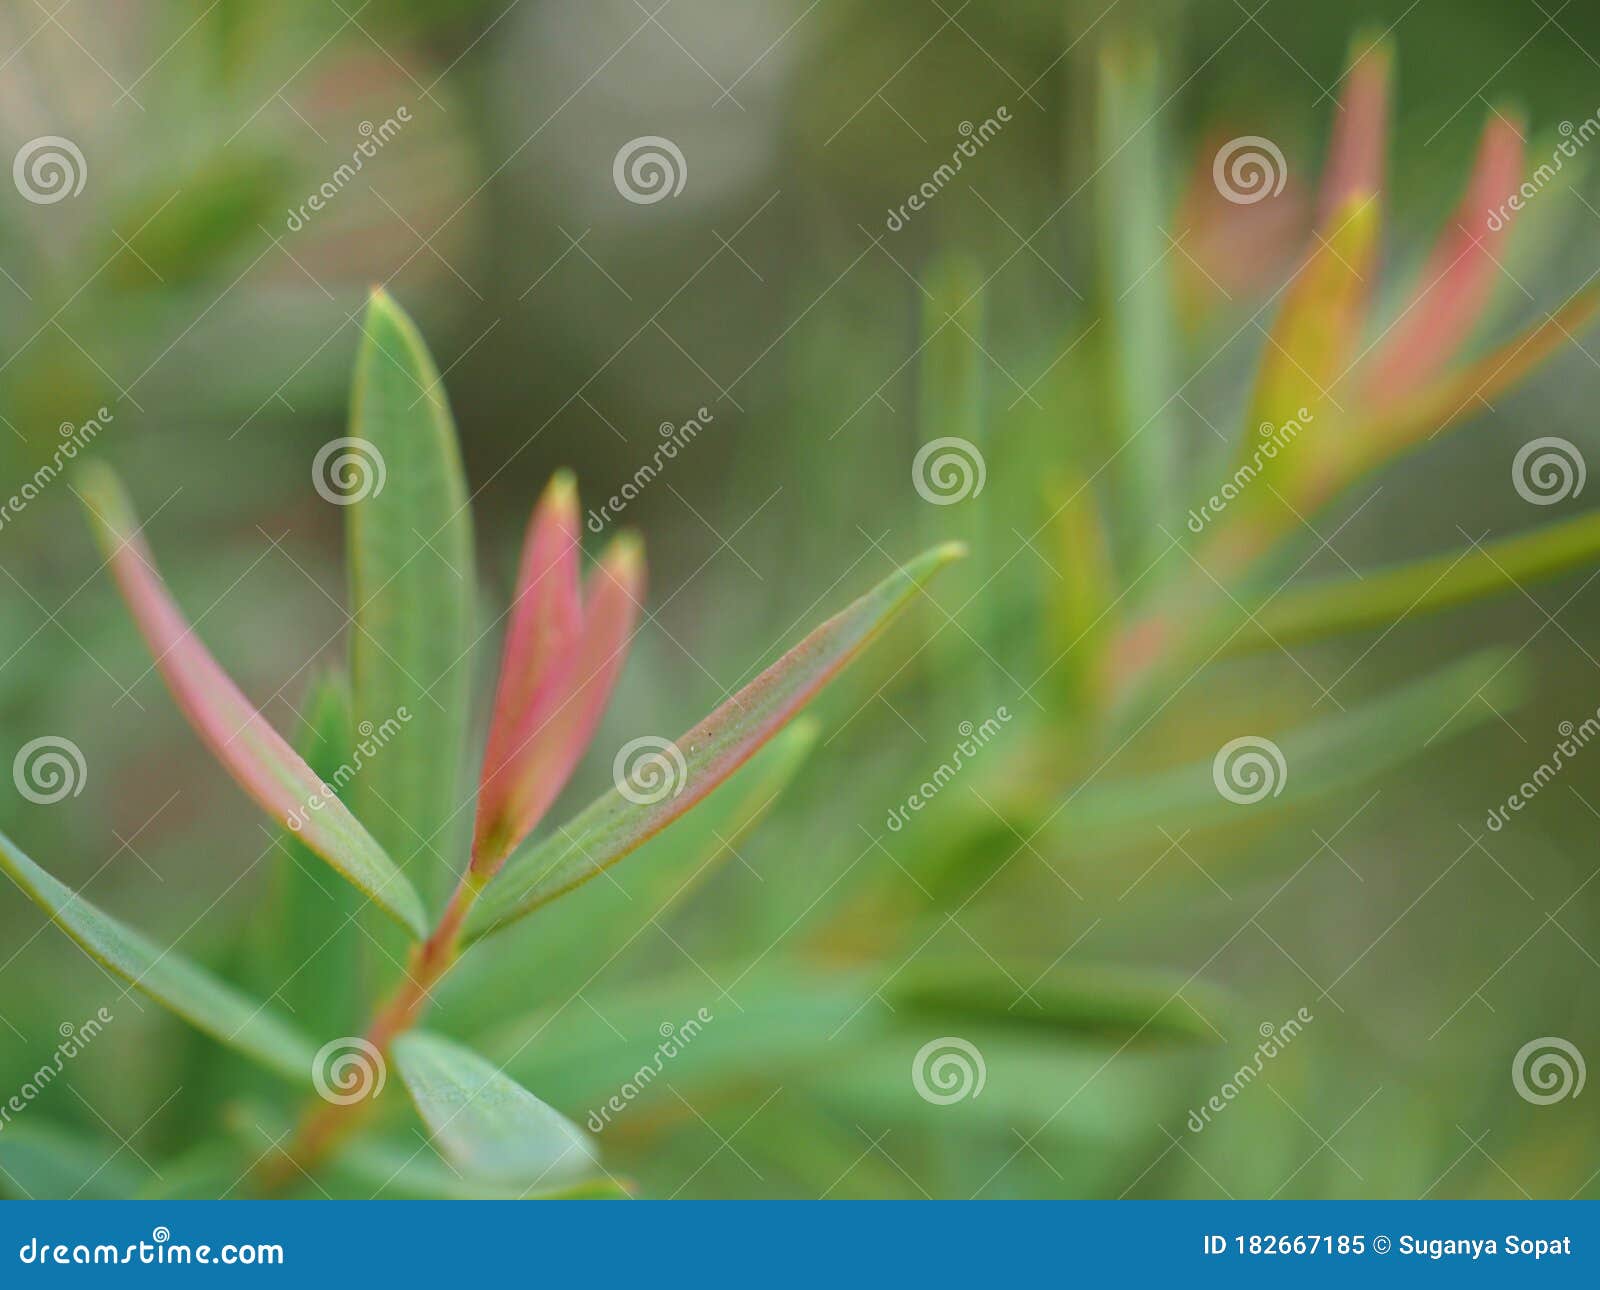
[1246,192,1380,445]
[1316,34,1391,224]
[472,472,584,865]
[1362,113,1525,403]
[1343,282,1600,487]
[471,477,642,871]
[464,542,967,941]
[78,463,427,937]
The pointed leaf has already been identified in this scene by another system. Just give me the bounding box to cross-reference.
[0,830,318,1084]
[465,543,967,940]
[1344,284,1600,486]
[1044,470,1117,723]
[1047,650,1524,855]
[1246,192,1380,449]
[437,718,819,1033]
[473,472,583,862]
[347,289,476,908]
[332,1137,631,1199]
[263,671,365,1035]
[1231,509,1600,650]
[392,1031,597,1187]
[1206,195,1383,575]
[78,464,425,936]
[475,510,642,870]
[890,960,1232,1044]
[0,1123,144,1200]
[1316,34,1391,223]
[1098,36,1180,563]
[1364,113,1524,403]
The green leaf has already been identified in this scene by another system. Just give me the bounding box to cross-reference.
[437,717,821,1033]
[889,961,1230,1045]
[1051,649,1523,854]
[487,969,887,1111]
[0,1122,144,1200]
[1231,510,1600,651]
[1043,470,1118,724]
[391,1032,598,1188]
[327,1137,632,1200]
[1097,35,1181,565]
[0,830,317,1085]
[347,289,476,909]
[265,671,365,1036]
[466,543,967,941]
[916,256,996,684]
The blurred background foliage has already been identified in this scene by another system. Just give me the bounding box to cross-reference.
[2,0,1599,1199]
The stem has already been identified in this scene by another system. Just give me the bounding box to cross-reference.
[258,863,492,1193]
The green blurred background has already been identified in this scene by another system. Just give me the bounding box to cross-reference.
[2,0,1598,1199]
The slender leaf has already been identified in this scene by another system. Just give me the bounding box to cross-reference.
[347,289,476,908]
[1044,470,1117,724]
[331,1137,631,1200]
[1363,113,1523,403]
[0,1123,143,1200]
[466,543,967,940]
[1098,36,1180,564]
[78,464,425,936]
[438,718,820,1033]
[917,255,994,687]
[1203,194,1380,572]
[890,961,1231,1044]
[1231,510,1600,650]
[474,471,583,862]
[487,968,892,1109]
[265,671,364,1036]
[1245,192,1379,452]
[0,830,317,1084]
[392,1031,598,1187]
[1345,284,1600,484]
[475,488,643,869]
[1046,649,1524,855]
[1315,34,1390,223]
